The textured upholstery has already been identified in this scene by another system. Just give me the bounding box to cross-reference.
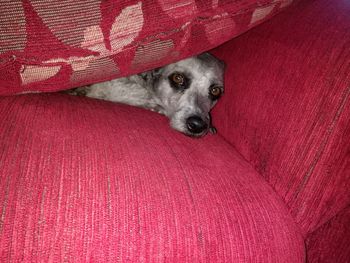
[212,0,350,235]
[0,94,304,262]
[306,206,350,263]
[0,0,294,95]
[1,0,349,262]
[210,0,350,261]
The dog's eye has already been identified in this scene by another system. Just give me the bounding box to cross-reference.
[169,73,190,91]
[209,85,222,98]
[171,73,185,85]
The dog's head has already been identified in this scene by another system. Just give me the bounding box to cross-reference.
[147,53,225,137]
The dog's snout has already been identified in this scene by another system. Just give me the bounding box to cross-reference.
[186,116,208,134]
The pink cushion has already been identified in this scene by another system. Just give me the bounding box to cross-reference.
[0,0,294,95]
[306,206,350,263]
[211,0,350,235]
[0,94,304,262]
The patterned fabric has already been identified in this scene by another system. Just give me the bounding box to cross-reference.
[0,0,294,95]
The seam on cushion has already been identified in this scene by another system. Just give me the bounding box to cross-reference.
[1,0,291,66]
[0,176,10,234]
[306,203,350,238]
[293,85,350,200]
[216,132,306,238]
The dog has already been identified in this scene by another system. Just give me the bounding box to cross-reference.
[68,53,225,137]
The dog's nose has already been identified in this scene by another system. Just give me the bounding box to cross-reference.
[186,116,208,134]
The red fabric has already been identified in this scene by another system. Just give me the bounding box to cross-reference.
[2,0,348,260]
[0,94,304,262]
[0,0,294,95]
[211,0,350,235]
[306,206,350,263]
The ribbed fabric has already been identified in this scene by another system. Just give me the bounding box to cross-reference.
[212,0,350,236]
[0,94,304,262]
[0,0,295,95]
[306,207,350,263]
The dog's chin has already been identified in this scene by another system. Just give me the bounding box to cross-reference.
[184,131,208,138]
[171,124,209,138]
[170,116,210,137]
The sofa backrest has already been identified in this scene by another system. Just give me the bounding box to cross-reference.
[212,0,350,235]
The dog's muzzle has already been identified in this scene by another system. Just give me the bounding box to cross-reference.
[186,116,208,135]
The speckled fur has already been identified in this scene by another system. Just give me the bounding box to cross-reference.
[67,53,225,137]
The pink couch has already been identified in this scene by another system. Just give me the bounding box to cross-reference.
[0,0,349,262]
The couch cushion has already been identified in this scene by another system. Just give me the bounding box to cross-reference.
[306,206,350,263]
[0,0,295,95]
[211,0,350,235]
[0,94,304,262]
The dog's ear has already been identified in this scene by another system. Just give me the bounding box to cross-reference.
[151,67,162,80]
[216,57,226,72]
[139,67,162,79]
[138,67,163,88]
[198,52,226,71]
[138,71,150,81]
